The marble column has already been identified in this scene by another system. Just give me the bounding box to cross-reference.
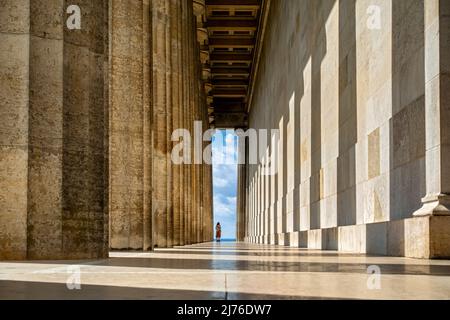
[109,0,151,251]
[181,0,188,246]
[1,0,212,259]
[406,0,450,258]
[171,0,182,246]
[143,0,152,251]
[183,1,190,245]
[208,162,214,240]
[152,0,169,248]
[0,0,109,260]
[414,0,450,217]
[202,98,213,242]
[237,136,247,242]
[188,2,194,244]
[0,0,30,260]
[194,42,201,244]
[165,0,174,249]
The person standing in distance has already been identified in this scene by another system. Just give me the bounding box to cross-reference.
[216,222,222,242]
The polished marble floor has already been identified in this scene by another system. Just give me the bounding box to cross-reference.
[1,242,450,300]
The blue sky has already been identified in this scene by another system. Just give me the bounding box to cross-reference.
[212,130,238,240]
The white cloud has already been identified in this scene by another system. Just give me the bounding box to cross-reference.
[213,176,228,188]
[214,195,235,218]
[212,131,238,165]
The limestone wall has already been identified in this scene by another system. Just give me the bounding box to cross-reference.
[244,0,450,257]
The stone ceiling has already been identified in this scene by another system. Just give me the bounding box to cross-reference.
[194,0,269,129]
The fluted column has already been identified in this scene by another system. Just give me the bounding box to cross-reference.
[197,48,205,241]
[0,0,31,260]
[208,162,214,240]
[152,0,169,248]
[171,0,182,246]
[187,0,193,245]
[193,42,200,244]
[165,0,174,249]
[181,0,188,246]
[189,2,196,244]
[237,136,247,242]
[185,0,194,245]
[109,0,151,251]
[408,0,450,258]
[143,0,153,251]
[414,0,450,217]
[0,0,109,260]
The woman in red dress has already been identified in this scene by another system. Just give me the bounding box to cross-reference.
[215,223,222,242]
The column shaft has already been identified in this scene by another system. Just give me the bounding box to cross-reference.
[152,0,168,248]
[110,0,149,251]
[171,0,182,246]
[415,0,450,216]
[1,0,109,260]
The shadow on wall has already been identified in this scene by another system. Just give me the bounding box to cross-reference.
[247,0,337,243]
[276,0,336,241]
[360,1,425,257]
[367,0,426,257]
[337,0,357,230]
[248,0,428,256]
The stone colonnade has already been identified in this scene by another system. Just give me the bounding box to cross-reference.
[0,0,213,260]
[106,0,213,250]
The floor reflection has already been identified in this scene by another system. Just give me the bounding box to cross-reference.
[1,242,450,300]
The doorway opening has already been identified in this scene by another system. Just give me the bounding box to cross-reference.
[212,130,239,242]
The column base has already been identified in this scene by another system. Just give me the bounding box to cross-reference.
[413,194,450,217]
[404,215,450,259]
[246,216,450,259]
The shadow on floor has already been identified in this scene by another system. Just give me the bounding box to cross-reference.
[0,280,224,300]
[97,258,450,276]
[0,280,352,300]
[151,249,368,258]
[4,257,450,276]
